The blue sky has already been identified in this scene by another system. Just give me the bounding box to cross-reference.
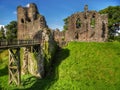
[0,0,119,30]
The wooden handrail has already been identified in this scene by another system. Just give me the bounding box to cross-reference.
[0,40,40,49]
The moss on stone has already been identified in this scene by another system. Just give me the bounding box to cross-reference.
[43,40,57,73]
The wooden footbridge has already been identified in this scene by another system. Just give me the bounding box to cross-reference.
[0,40,40,85]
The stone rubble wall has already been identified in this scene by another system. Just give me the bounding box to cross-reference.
[53,5,108,44]
[17,3,48,40]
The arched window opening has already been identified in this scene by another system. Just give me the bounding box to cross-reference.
[84,12,87,19]
[76,18,81,28]
[21,18,24,23]
[75,32,79,39]
[27,18,31,22]
[90,13,96,28]
[101,22,105,38]
[90,16,95,28]
[84,15,87,19]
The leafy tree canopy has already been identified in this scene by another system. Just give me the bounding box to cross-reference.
[0,26,5,40]
[99,6,120,41]
[5,21,17,40]
[99,6,120,28]
[63,17,69,32]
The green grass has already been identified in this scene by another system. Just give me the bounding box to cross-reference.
[49,42,120,90]
[0,42,120,90]
[0,50,9,89]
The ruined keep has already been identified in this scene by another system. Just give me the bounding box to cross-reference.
[17,3,48,40]
[17,3,56,78]
[65,5,108,42]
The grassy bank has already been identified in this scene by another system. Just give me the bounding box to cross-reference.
[0,42,120,90]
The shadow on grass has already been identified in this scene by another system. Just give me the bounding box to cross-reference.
[17,48,70,90]
[0,66,8,89]
[0,66,8,77]
[0,50,4,53]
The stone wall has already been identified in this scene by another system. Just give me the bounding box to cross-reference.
[17,3,48,40]
[53,5,108,45]
[53,28,65,46]
[17,3,57,78]
[65,5,108,42]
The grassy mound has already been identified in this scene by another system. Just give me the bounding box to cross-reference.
[49,42,120,90]
[0,42,120,90]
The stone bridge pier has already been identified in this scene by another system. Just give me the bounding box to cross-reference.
[21,45,44,78]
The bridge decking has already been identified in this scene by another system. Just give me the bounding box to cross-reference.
[0,40,40,49]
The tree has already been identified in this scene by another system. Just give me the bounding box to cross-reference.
[63,17,69,32]
[0,26,5,40]
[99,6,120,27]
[99,6,120,40]
[5,21,17,40]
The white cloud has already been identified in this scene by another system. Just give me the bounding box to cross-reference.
[50,24,63,31]
[0,25,4,28]
[13,11,17,14]
[13,3,30,15]
[0,25,6,32]
[26,3,30,7]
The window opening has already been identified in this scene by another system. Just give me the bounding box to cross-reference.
[76,18,81,28]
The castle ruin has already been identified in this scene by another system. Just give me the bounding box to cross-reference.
[54,5,108,44]
[16,3,108,78]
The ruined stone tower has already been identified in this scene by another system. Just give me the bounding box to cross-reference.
[65,5,108,42]
[17,3,55,78]
[17,3,48,40]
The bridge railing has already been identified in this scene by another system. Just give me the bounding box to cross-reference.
[0,40,40,47]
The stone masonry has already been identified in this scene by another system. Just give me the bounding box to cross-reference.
[17,3,48,40]
[16,3,108,78]
[53,28,65,46]
[53,5,108,46]
[17,3,56,78]
[65,5,108,42]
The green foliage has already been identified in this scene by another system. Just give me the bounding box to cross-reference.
[0,50,9,89]
[43,40,57,74]
[110,36,120,42]
[0,42,120,89]
[43,41,51,72]
[5,21,17,40]
[99,6,120,28]
[99,6,120,30]
[99,6,120,41]
[0,26,5,40]
[63,17,69,31]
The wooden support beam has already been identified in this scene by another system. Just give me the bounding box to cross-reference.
[22,47,29,75]
[8,48,21,85]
